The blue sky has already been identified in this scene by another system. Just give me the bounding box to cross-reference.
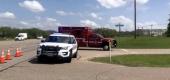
[0,0,169,31]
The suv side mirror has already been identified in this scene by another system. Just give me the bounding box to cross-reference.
[41,39,45,42]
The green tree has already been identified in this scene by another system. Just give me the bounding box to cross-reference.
[166,22,170,37]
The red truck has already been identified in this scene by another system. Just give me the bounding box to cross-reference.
[58,26,117,51]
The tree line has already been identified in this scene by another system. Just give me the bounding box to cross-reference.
[0,26,117,40]
[93,28,117,38]
[0,27,49,39]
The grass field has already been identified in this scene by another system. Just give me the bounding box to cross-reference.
[116,37,170,48]
[91,54,170,67]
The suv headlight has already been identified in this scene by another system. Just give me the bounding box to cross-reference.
[61,46,69,50]
[37,45,42,51]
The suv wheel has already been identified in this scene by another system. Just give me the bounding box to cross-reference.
[65,50,72,63]
[73,50,78,58]
[37,56,43,62]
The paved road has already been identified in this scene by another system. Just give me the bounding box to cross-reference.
[0,39,40,71]
[0,40,170,80]
[0,39,39,55]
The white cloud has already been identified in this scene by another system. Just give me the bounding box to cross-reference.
[136,0,149,5]
[56,10,75,16]
[143,21,157,26]
[0,12,16,19]
[90,12,102,20]
[110,16,133,31]
[18,17,60,30]
[19,0,45,13]
[137,21,166,29]
[110,16,164,31]
[137,21,157,28]
[46,17,57,22]
[34,17,60,30]
[110,16,133,26]
[129,0,149,5]
[35,21,61,30]
[0,16,61,30]
[80,19,98,27]
[56,11,67,16]
[20,21,29,25]
[97,0,127,8]
[68,12,75,15]
[35,16,41,20]
[97,0,149,9]
[91,13,97,18]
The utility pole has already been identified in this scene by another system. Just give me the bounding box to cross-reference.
[134,0,137,39]
[150,24,153,36]
[115,23,124,33]
[141,27,143,36]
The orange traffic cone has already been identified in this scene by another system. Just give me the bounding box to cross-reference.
[6,49,12,60]
[19,48,23,56]
[0,49,5,64]
[15,48,20,57]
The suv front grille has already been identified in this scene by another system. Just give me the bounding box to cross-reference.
[41,46,61,52]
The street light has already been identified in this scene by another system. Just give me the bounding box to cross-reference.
[134,0,137,39]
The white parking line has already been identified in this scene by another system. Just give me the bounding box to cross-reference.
[121,49,129,52]
[121,49,138,54]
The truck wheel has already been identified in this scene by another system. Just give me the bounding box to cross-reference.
[65,57,72,63]
[103,45,110,51]
[112,40,117,48]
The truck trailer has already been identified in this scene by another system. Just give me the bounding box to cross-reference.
[58,26,117,51]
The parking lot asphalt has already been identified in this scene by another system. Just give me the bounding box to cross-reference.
[0,40,170,80]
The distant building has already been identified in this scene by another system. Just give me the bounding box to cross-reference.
[137,29,167,36]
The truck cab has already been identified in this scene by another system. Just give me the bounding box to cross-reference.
[58,26,117,51]
[86,33,116,50]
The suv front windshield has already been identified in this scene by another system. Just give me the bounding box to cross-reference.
[17,35,23,37]
[46,36,70,43]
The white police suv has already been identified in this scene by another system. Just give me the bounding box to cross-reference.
[37,33,78,63]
